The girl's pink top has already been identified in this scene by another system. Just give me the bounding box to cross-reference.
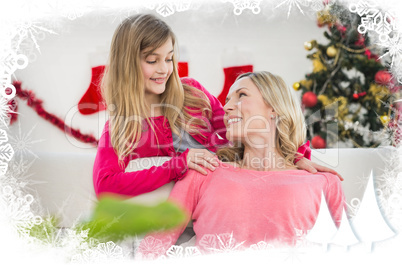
[138,163,345,256]
[93,78,228,198]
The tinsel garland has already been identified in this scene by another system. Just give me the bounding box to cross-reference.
[11,81,98,145]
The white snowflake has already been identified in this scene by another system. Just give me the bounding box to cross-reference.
[0,97,14,127]
[199,233,245,253]
[349,1,397,44]
[135,236,168,260]
[166,245,184,258]
[7,157,35,179]
[95,241,124,260]
[8,122,45,159]
[0,129,13,176]
[224,0,262,15]
[0,52,27,97]
[378,33,402,67]
[275,0,309,18]
[164,245,201,258]
[156,3,175,17]
[12,20,57,54]
[282,244,305,263]
[0,185,42,238]
[249,240,275,251]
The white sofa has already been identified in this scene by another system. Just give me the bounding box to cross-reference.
[25,147,397,228]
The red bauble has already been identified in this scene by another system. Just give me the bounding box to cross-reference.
[302,92,318,108]
[312,135,326,149]
[375,70,392,85]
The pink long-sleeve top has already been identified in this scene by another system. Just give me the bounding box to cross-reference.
[138,162,345,256]
[93,78,228,198]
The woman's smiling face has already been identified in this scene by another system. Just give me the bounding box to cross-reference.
[223,77,276,145]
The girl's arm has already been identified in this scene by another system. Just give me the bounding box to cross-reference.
[93,127,189,198]
[295,141,344,181]
[181,77,228,147]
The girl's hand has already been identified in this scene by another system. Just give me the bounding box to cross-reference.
[186,149,220,175]
[295,158,344,181]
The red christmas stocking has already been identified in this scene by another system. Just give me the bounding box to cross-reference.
[78,65,106,115]
[217,65,253,105]
[178,62,188,77]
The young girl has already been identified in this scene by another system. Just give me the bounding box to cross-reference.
[93,14,341,199]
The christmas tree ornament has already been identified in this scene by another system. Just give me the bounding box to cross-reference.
[312,53,327,73]
[380,115,390,125]
[317,94,330,106]
[326,46,338,58]
[302,92,318,108]
[304,40,317,51]
[312,135,326,149]
[300,79,313,90]
[292,82,301,91]
[375,70,392,85]
[317,8,336,27]
[353,92,367,100]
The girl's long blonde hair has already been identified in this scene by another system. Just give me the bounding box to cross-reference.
[101,14,211,165]
[217,71,306,165]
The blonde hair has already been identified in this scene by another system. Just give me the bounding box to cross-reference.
[102,14,211,165]
[217,71,306,165]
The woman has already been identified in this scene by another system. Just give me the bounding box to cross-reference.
[136,71,345,257]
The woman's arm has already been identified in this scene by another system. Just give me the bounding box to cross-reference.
[322,172,346,227]
[93,126,189,198]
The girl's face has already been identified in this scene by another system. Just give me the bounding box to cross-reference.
[140,37,174,100]
[223,77,275,145]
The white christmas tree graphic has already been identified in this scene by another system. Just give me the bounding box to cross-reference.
[329,207,360,251]
[350,170,395,252]
[305,192,338,251]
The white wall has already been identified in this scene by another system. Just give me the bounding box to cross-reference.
[12,5,327,153]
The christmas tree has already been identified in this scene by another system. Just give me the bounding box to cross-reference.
[294,3,401,149]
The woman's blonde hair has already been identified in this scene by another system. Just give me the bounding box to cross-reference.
[217,71,306,165]
[101,14,211,166]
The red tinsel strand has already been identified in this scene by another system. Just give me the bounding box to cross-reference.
[12,81,98,146]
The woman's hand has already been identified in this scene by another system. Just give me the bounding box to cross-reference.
[186,149,220,175]
[295,158,344,181]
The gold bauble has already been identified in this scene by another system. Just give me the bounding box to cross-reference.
[326,46,338,58]
[304,40,317,51]
[293,82,301,91]
[380,115,390,125]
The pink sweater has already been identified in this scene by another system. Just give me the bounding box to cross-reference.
[139,162,345,255]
